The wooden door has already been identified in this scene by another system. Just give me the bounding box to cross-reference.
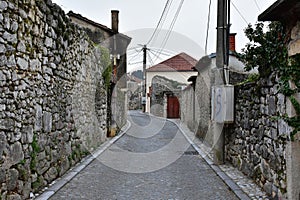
[167,96,180,118]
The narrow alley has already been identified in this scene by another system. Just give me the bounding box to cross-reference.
[44,111,239,200]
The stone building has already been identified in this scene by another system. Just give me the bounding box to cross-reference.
[0,0,121,198]
[258,0,300,57]
[127,73,142,110]
[145,53,198,118]
[259,1,300,199]
[68,11,131,136]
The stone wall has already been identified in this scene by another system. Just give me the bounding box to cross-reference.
[67,12,131,136]
[181,85,195,130]
[150,75,185,118]
[225,72,289,197]
[286,20,300,200]
[288,20,300,57]
[0,0,107,199]
[180,58,247,147]
[180,55,290,197]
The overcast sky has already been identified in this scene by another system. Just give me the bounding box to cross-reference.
[52,0,276,71]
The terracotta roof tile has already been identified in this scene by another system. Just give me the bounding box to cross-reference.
[146,52,197,72]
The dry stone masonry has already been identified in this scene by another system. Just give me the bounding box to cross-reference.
[0,0,107,199]
[180,55,291,198]
[226,72,290,197]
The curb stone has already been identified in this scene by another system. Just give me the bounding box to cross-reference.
[33,121,131,200]
[168,118,269,200]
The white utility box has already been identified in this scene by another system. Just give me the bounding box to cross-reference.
[211,85,234,123]
[141,97,146,105]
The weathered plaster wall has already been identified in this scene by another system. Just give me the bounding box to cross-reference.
[226,73,289,198]
[146,71,197,113]
[150,75,185,118]
[286,19,300,200]
[0,0,107,199]
[181,85,195,130]
[288,20,300,56]
[181,56,247,147]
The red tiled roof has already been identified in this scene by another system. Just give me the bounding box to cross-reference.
[146,53,197,72]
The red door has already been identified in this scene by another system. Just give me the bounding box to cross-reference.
[167,96,180,118]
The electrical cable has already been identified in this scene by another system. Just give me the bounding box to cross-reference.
[149,48,173,57]
[205,0,212,55]
[127,49,143,64]
[146,0,172,45]
[149,47,177,55]
[147,53,154,66]
[253,0,261,11]
[129,61,143,65]
[231,1,248,25]
[153,0,185,62]
[150,0,173,46]
[148,49,162,61]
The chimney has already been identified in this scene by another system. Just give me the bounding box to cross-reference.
[111,10,119,33]
[229,33,237,52]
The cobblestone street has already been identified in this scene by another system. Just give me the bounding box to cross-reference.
[43,111,240,200]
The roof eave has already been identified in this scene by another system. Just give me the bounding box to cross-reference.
[68,11,131,41]
[258,0,300,22]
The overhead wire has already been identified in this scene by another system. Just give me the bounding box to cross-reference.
[129,61,143,65]
[127,49,143,65]
[231,0,248,25]
[153,0,185,62]
[150,0,173,46]
[147,53,154,66]
[148,49,163,61]
[253,0,261,11]
[127,48,142,55]
[205,0,212,55]
[146,0,172,45]
[128,0,183,68]
[149,48,172,57]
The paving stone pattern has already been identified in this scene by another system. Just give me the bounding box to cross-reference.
[49,112,239,200]
[176,119,270,200]
[0,0,107,198]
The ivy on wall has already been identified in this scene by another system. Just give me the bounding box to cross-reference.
[239,22,300,140]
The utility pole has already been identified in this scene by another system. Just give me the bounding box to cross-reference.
[213,0,230,164]
[142,45,147,112]
[216,0,227,81]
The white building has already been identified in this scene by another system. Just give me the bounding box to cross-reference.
[145,52,198,115]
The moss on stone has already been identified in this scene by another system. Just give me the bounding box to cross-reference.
[30,135,40,172]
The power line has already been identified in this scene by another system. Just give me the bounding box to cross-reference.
[147,53,154,66]
[148,49,163,61]
[231,1,248,25]
[149,48,173,57]
[129,61,143,65]
[153,0,185,62]
[150,0,173,46]
[149,46,177,55]
[127,48,142,55]
[205,0,212,55]
[127,49,143,64]
[146,0,172,45]
[253,0,261,12]
[128,0,182,68]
